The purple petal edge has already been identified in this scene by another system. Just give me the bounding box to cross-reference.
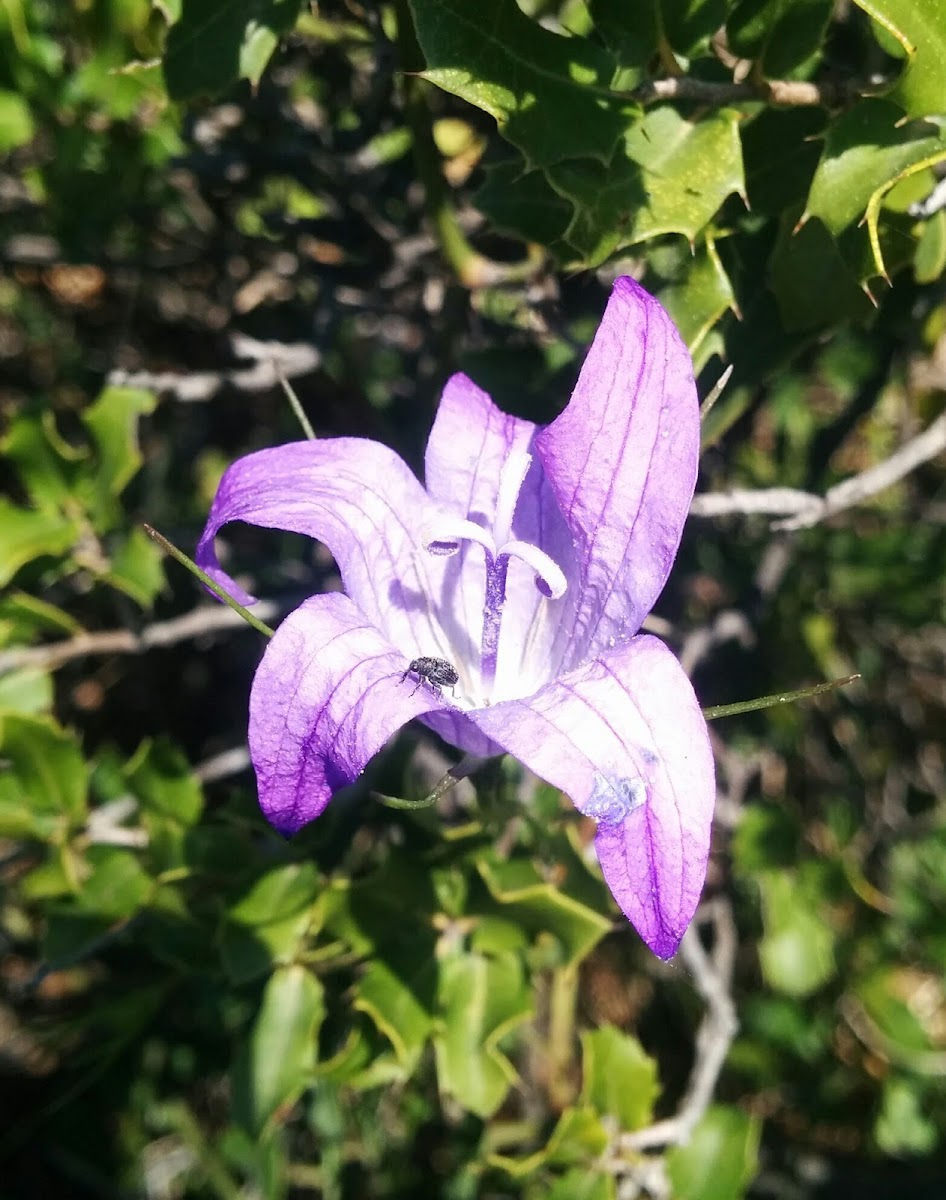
[249,592,456,834]
[466,634,715,958]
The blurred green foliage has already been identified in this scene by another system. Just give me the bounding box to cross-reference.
[1,1,946,1197]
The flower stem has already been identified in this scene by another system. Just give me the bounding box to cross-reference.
[704,673,860,720]
[142,524,275,639]
[547,966,578,1110]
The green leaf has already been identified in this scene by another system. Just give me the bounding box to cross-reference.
[354,958,436,1070]
[1,410,75,513]
[475,853,612,968]
[0,713,87,838]
[0,668,54,715]
[163,0,304,100]
[232,965,325,1137]
[126,738,203,825]
[77,845,153,919]
[548,107,744,265]
[221,863,321,984]
[768,211,874,331]
[657,242,736,358]
[742,107,826,216]
[0,88,34,152]
[433,951,532,1118]
[875,1077,938,1154]
[805,99,945,236]
[547,1170,615,1200]
[0,590,82,639]
[593,0,727,62]
[855,0,946,118]
[666,1105,761,1200]
[474,160,573,248]
[727,0,833,76]
[80,387,156,524]
[580,1026,660,1131]
[545,1105,610,1166]
[106,525,167,607]
[0,501,78,586]
[408,0,631,169]
[855,968,946,1070]
[757,869,836,997]
[124,739,204,873]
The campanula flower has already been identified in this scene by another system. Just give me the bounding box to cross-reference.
[197,277,714,958]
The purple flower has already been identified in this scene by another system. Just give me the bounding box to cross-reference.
[197,277,714,959]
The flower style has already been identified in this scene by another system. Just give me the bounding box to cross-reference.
[196,277,714,959]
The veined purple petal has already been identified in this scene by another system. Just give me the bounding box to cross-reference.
[424,373,536,518]
[466,635,715,958]
[195,439,450,655]
[249,593,456,834]
[535,277,700,667]
[424,374,576,697]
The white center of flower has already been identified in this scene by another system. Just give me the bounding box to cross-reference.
[420,451,568,703]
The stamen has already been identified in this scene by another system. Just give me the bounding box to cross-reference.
[492,450,532,545]
[499,539,567,599]
[479,553,508,697]
[422,517,495,557]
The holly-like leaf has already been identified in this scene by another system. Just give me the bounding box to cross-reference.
[433,951,531,1118]
[658,241,737,358]
[475,853,612,968]
[474,160,573,248]
[408,0,631,169]
[593,0,727,62]
[580,1026,660,1131]
[769,210,874,331]
[80,387,156,523]
[855,0,946,118]
[805,99,945,236]
[548,107,744,265]
[0,502,78,588]
[0,713,88,839]
[727,0,833,76]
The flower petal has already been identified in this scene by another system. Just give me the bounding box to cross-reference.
[425,373,576,699]
[424,373,536,517]
[467,635,714,958]
[250,593,456,834]
[534,277,700,664]
[196,439,449,655]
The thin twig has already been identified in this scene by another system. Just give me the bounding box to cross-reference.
[774,410,946,530]
[689,411,946,527]
[700,364,733,424]
[690,486,821,518]
[0,601,279,676]
[619,899,738,1152]
[108,333,320,402]
[631,75,874,108]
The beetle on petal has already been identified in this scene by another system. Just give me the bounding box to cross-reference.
[401,656,459,696]
[196,277,715,960]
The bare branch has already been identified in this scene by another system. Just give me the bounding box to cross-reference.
[689,486,819,518]
[632,75,873,108]
[108,333,320,402]
[909,176,946,219]
[689,411,946,528]
[774,410,946,531]
[0,600,278,676]
[619,899,739,1152]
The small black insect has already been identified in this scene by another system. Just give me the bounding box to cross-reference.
[401,656,459,697]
